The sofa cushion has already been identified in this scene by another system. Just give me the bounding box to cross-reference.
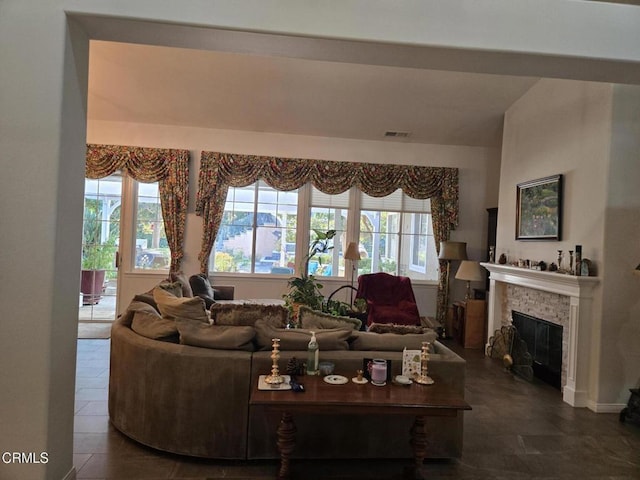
[175,318,255,351]
[153,287,209,324]
[350,329,438,351]
[212,303,288,327]
[299,306,361,331]
[169,271,194,297]
[254,319,351,351]
[131,310,179,341]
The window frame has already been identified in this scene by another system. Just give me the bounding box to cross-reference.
[211,181,300,276]
[130,179,171,273]
[408,213,428,274]
[208,182,438,284]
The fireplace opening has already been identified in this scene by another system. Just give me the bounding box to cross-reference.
[512,311,563,390]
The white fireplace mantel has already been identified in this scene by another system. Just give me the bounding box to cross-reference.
[480,262,600,409]
[480,263,599,298]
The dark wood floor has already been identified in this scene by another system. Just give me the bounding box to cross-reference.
[74,339,640,479]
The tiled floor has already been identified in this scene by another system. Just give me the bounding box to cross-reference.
[74,339,640,479]
[78,321,112,339]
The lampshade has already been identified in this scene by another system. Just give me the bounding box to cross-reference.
[455,261,484,282]
[344,242,361,261]
[439,241,468,261]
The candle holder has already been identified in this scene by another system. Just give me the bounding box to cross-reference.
[414,342,434,385]
[569,250,574,275]
[557,250,563,272]
[264,338,284,385]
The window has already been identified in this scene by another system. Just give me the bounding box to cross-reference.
[208,182,438,282]
[309,187,349,277]
[82,175,121,273]
[134,181,170,270]
[211,181,298,274]
[359,190,437,281]
[81,174,121,320]
[409,213,429,273]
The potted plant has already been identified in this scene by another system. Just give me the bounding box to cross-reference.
[81,242,116,305]
[283,229,336,326]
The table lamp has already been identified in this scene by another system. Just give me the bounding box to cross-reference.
[455,260,484,300]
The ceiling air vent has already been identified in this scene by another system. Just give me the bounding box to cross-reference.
[384,131,411,138]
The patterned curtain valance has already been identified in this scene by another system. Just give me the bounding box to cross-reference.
[196,151,459,220]
[196,150,458,275]
[85,144,190,273]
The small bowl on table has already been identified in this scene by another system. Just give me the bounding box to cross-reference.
[394,375,413,386]
[318,361,335,376]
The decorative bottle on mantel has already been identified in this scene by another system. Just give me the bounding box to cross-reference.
[306,331,319,375]
[575,245,582,276]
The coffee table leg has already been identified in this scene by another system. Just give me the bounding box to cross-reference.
[277,411,296,479]
[407,415,427,479]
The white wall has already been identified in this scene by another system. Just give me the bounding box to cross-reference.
[498,78,640,409]
[600,85,640,405]
[87,120,500,317]
[0,3,88,479]
[497,79,612,267]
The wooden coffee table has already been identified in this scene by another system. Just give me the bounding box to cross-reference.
[250,374,471,479]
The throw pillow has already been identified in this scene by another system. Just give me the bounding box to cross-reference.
[211,303,288,328]
[131,310,179,340]
[349,329,438,351]
[175,318,255,351]
[189,273,215,308]
[119,300,161,327]
[156,281,184,298]
[169,271,194,297]
[153,287,209,324]
[132,292,159,311]
[254,319,352,351]
[368,323,425,335]
[299,306,362,331]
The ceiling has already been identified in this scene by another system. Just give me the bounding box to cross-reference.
[87,41,540,148]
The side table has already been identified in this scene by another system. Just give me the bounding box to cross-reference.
[449,300,486,349]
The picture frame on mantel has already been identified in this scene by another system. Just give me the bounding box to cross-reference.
[516,174,563,241]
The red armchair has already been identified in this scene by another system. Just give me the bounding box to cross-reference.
[356,272,421,327]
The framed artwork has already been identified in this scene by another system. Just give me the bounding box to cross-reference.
[516,174,563,241]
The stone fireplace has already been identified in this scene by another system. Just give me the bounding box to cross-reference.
[481,263,599,408]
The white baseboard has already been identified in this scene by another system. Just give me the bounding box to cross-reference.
[586,400,625,413]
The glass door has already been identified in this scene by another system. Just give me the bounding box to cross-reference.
[79,173,122,323]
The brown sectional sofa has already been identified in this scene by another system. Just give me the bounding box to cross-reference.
[109,296,467,461]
